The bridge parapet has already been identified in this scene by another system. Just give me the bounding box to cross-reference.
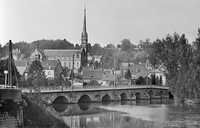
[22,85,169,93]
[24,85,170,104]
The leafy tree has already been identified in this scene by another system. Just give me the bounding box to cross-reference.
[27,60,47,87]
[75,44,81,49]
[90,43,103,55]
[135,76,146,85]
[120,39,136,52]
[105,44,115,49]
[139,39,151,49]
[148,32,195,100]
[32,39,74,50]
[125,69,132,80]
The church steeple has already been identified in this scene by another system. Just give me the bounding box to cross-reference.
[81,5,88,67]
[81,7,88,49]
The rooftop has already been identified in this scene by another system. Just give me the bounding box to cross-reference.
[44,49,81,57]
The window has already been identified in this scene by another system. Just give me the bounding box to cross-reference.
[77,62,79,67]
[64,62,66,67]
[76,54,79,58]
[69,62,71,68]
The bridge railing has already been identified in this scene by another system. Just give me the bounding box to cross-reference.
[21,85,169,93]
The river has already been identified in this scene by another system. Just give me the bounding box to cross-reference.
[49,100,200,128]
[1,99,200,128]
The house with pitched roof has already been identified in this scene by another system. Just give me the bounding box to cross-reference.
[41,60,63,79]
[120,59,167,86]
[14,60,28,76]
[43,49,81,73]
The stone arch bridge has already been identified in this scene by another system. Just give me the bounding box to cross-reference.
[25,85,170,104]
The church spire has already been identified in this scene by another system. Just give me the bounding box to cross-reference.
[81,5,88,49]
[81,4,88,67]
[83,7,87,35]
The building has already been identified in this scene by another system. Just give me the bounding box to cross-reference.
[29,47,45,61]
[43,49,81,73]
[88,55,102,63]
[81,7,89,67]
[120,59,166,86]
[14,60,28,76]
[15,6,90,79]
[28,6,89,71]
[41,60,63,80]
[82,68,115,86]
[120,62,149,79]
[147,64,167,86]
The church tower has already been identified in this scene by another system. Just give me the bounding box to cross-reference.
[81,6,88,67]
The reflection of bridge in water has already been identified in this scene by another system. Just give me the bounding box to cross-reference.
[50,101,169,128]
[0,97,23,128]
[25,85,170,104]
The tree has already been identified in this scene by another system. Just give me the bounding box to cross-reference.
[75,44,81,49]
[90,43,103,55]
[125,69,132,80]
[27,60,47,87]
[148,32,195,100]
[139,39,151,50]
[105,44,115,49]
[136,76,146,85]
[120,39,136,52]
[121,39,132,51]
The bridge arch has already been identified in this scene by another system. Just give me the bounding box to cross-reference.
[102,94,111,102]
[52,96,69,104]
[120,93,128,101]
[78,95,92,103]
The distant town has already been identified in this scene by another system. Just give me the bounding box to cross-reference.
[0,6,200,102]
[1,1,200,127]
[0,7,166,90]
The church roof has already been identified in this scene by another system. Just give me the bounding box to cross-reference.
[14,60,27,67]
[43,49,81,57]
[41,60,59,70]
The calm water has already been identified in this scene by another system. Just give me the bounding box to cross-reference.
[1,100,200,128]
[49,100,200,128]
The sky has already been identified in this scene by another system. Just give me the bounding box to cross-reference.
[0,0,200,46]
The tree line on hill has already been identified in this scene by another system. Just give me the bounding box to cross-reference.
[0,38,149,69]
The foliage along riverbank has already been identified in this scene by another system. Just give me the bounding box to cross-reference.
[148,29,200,102]
[23,95,69,128]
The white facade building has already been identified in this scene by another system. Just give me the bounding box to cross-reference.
[43,49,81,73]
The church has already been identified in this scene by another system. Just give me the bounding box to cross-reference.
[15,7,90,79]
[32,7,88,69]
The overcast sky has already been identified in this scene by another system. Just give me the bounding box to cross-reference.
[0,0,200,46]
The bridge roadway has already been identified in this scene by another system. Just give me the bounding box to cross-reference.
[22,85,169,93]
[24,85,170,104]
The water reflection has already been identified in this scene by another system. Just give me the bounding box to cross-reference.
[0,100,23,128]
[53,103,68,113]
[78,103,91,111]
[51,100,200,128]
[3,99,198,128]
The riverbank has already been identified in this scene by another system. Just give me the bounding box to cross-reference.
[174,96,200,106]
[23,95,69,128]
